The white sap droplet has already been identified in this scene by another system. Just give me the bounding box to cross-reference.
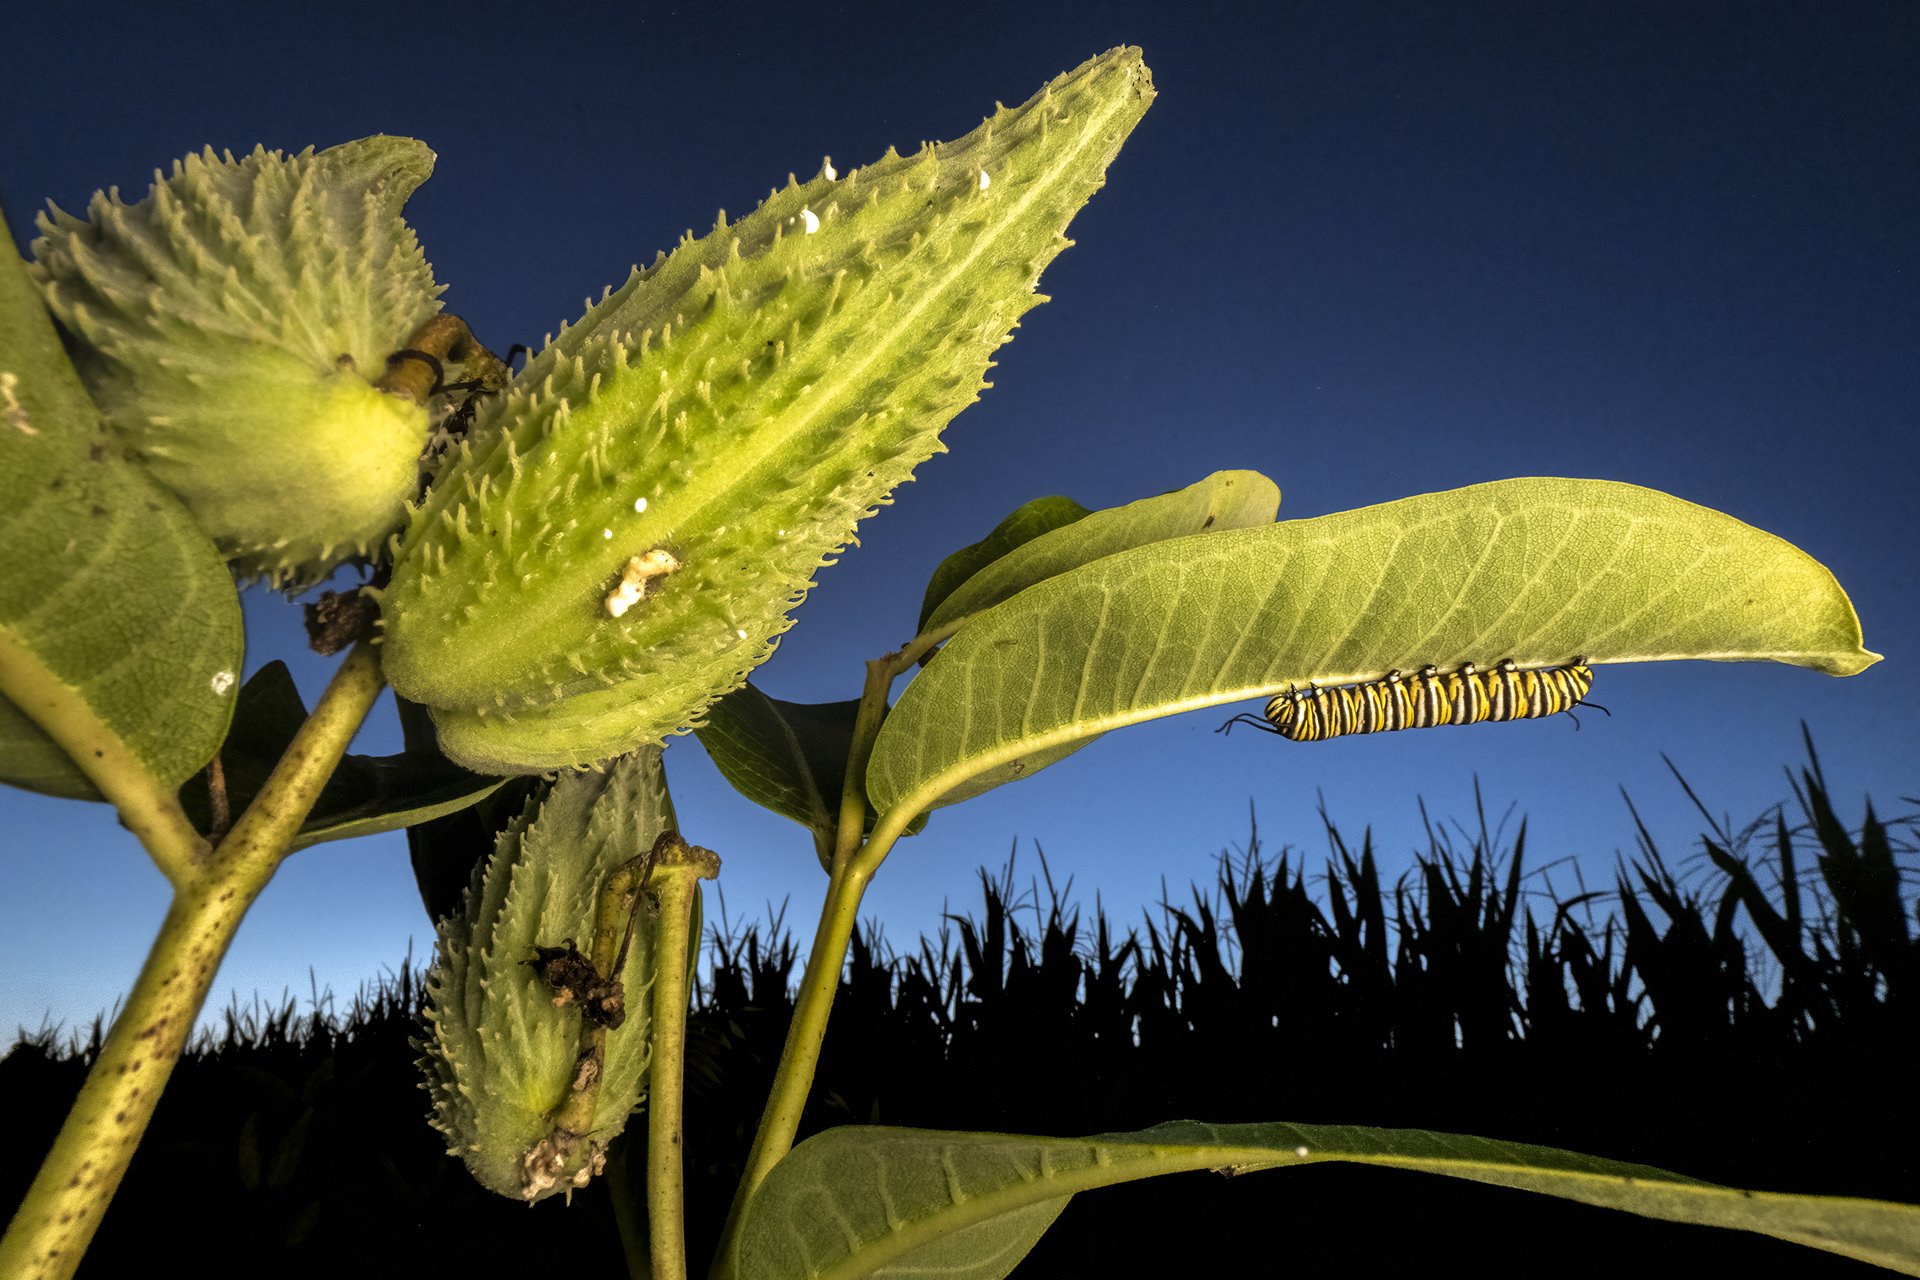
[736,629,749,640]
[633,497,648,513]
[776,529,787,538]
[1295,1146,1310,1159]
[801,207,820,234]
[602,528,614,539]
[822,157,837,180]
[978,169,991,191]
[210,669,236,696]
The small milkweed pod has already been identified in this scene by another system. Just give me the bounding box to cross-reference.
[417,750,673,1202]
[28,136,443,587]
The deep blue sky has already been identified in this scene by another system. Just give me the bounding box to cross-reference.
[2,3,1914,1038]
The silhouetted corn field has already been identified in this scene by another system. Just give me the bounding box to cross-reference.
[5,737,1914,1277]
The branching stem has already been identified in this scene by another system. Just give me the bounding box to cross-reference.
[0,641,386,1280]
[712,643,924,1275]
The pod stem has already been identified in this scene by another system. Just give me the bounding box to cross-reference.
[548,841,661,1142]
[646,835,719,1280]
[0,641,386,1280]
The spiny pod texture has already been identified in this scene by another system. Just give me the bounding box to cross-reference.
[380,48,1155,774]
[29,136,442,586]
[418,750,670,1201]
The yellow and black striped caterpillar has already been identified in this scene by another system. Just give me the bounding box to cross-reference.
[1220,659,1597,742]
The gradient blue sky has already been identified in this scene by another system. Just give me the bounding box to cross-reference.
[2,3,1914,1038]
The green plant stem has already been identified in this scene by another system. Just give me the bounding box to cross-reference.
[648,847,713,1280]
[711,801,917,1277]
[0,641,386,1280]
[552,847,657,1143]
[711,647,927,1276]
[830,652,904,873]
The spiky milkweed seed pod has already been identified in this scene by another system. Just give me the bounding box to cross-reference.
[417,749,671,1201]
[29,136,443,587]
[380,48,1155,774]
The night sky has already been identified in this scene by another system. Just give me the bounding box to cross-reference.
[2,3,1914,1039]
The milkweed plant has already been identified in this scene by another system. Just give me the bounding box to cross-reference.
[0,46,1906,1280]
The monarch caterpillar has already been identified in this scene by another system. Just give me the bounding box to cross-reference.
[1219,659,1597,742]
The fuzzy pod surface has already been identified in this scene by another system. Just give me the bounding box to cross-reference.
[417,749,671,1201]
[380,48,1155,774]
[30,136,443,587]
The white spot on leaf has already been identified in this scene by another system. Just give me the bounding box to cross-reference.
[822,157,837,181]
[633,497,648,513]
[211,670,236,696]
[801,207,820,234]
[978,170,990,191]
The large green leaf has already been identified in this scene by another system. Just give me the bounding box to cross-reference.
[868,479,1878,816]
[0,215,242,800]
[886,471,1282,809]
[735,1121,1920,1280]
[177,662,505,851]
[919,470,1281,638]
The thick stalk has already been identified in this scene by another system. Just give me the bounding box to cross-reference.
[710,804,915,1276]
[710,646,926,1276]
[647,843,716,1280]
[0,641,385,1280]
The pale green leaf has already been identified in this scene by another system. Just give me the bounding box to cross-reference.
[0,215,243,799]
[917,494,1092,635]
[920,469,1281,638]
[869,479,1877,816]
[735,1121,1920,1280]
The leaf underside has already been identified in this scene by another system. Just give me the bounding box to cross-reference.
[736,1121,1920,1280]
[0,213,242,800]
[869,477,1878,817]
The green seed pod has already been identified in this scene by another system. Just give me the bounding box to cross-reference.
[29,136,442,587]
[381,48,1154,774]
[417,749,670,1201]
